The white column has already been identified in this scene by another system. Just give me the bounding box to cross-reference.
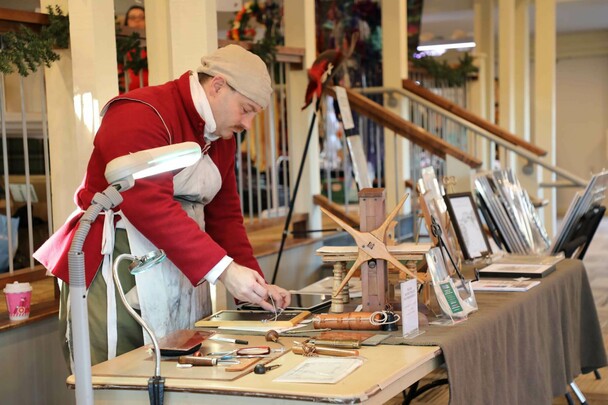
[381,0,408,211]
[498,0,517,169]
[146,0,218,85]
[284,1,321,231]
[472,0,495,170]
[514,0,538,194]
[41,0,117,227]
[534,0,557,235]
[514,0,530,143]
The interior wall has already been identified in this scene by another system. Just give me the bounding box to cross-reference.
[0,317,75,404]
[555,54,608,215]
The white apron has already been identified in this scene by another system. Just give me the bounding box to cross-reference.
[101,153,222,351]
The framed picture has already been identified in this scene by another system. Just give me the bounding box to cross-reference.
[444,192,492,260]
[418,167,463,274]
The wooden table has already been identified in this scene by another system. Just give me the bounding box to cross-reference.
[68,334,442,404]
[66,259,606,405]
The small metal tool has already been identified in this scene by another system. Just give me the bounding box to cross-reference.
[309,338,361,349]
[253,363,281,374]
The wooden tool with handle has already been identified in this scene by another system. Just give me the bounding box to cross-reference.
[292,346,359,357]
[178,356,218,366]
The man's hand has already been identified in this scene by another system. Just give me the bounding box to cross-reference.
[267,284,291,309]
[219,262,291,311]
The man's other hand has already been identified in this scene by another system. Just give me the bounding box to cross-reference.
[219,262,291,311]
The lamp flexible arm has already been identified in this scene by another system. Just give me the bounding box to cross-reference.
[70,186,124,257]
[112,254,162,378]
[67,185,123,405]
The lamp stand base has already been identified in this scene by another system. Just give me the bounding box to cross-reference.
[148,376,165,405]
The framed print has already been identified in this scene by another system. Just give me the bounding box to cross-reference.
[418,167,463,272]
[444,192,492,260]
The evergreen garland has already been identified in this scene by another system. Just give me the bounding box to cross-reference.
[410,52,478,86]
[0,5,69,77]
[228,1,284,65]
[116,30,146,73]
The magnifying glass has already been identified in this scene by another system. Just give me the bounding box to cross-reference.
[128,250,167,275]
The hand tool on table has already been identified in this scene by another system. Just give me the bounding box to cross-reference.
[253,363,281,374]
[292,342,359,357]
[307,338,361,349]
[178,356,222,366]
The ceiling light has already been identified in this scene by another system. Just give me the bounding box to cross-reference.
[417,41,476,53]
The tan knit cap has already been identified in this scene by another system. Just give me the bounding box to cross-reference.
[197,45,272,109]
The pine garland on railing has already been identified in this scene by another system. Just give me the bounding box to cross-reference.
[410,52,478,86]
[0,5,69,77]
[115,30,146,75]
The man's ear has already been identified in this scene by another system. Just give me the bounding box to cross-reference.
[210,75,227,96]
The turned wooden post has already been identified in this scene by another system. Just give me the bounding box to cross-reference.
[330,261,346,313]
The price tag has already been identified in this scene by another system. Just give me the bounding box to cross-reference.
[334,86,355,130]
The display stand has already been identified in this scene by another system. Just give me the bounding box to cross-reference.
[316,188,430,313]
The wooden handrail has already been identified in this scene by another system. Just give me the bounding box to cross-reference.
[0,7,49,33]
[218,39,304,67]
[244,212,308,233]
[402,78,547,157]
[0,265,49,290]
[313,194,360,228]
[327,87,483,169]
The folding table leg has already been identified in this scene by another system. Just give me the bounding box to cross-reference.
[569,381,588,405]
[564,391,575,405]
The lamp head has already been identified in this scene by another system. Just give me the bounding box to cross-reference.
[104,142,202,191]
[128,250,167,275]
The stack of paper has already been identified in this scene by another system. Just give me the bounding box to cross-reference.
[477,263,555,278]
[471,279,540,292]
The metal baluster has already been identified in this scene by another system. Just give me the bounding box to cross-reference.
[39,71,53,235]
[0,73,15,273]
[266,66,279,216]
[19,76,34,267]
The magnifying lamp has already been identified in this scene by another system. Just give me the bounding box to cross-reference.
[113,250,167,405]
[68,142,201,405]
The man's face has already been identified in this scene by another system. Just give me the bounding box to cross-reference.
[206,76,262,140]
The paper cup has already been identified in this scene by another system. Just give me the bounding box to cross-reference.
[4,281,32,321]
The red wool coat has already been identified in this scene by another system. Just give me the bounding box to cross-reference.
[34,71,262,288]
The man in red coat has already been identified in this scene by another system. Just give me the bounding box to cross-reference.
[34,45,291,366]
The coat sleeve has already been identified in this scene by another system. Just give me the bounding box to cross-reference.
[90,101,227,286]
[203,139,263,276]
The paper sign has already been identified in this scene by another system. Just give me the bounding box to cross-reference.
[9,183,38,203]
[334,86,355,130]
[400,279,419,336]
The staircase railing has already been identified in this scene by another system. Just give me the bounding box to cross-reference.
[327,87,483,169]
[352,81,587,188]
